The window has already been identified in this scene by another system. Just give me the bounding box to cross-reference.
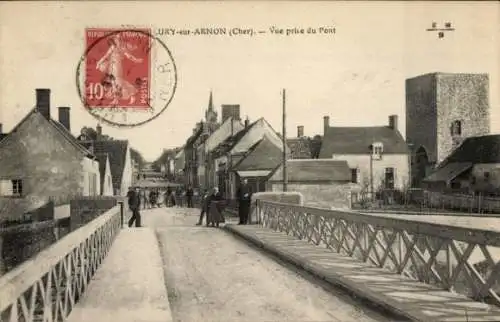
[484,172,490,182]
[450,120,462,136]
[12,180,23,196]
[371,142,384,160]
[0,179,23,197]
[350,168,359,183]
[384,168,395,189]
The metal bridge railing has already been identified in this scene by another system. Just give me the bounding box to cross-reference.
[0,204,123,322]
[255,199,500,306]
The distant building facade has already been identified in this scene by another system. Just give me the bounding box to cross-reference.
[198,114,243,190]
[213,117,287,199]
[287,125,312,159]
[319,115,410,195]
[79,135,133,197]
[406,72,490,187]
[423,134,500,195]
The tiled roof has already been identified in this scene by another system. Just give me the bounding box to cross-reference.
[213,120,259,157]
[0,108,95,159]
[269,159,351,183]
[319,126,408,157]
[50,120,94,158]
[186,124,204,147]
[232,136,283,171]
[287,137,312,159]
[440,135,500,166]
[423,162,472,183]
[84,140,129,191]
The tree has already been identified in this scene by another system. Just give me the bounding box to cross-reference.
[130,148,146,171]
[309,135,322,159]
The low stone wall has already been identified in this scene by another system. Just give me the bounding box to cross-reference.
[271,183,351,209]
[252,191,303,205]
[70,197,117,231]
[251,192,304,223]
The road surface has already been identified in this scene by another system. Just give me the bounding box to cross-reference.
[140,206,395,322]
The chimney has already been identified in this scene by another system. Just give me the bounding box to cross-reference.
[96,124,102,139]
[58,107,70,131]
[389,115,398,131]
[244,117,250,128]
[221,104,241,122]
[36,89,51,120]
[323,116,330,135]
[297,125,304,138]
[0,123,2,134]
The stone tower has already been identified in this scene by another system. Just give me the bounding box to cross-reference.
[406,72,490,186]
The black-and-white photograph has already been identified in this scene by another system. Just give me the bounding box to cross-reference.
[0,1,499,321]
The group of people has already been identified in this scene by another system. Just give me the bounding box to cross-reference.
[127,179,254,229]
[196,178,254,227]
[136,185,195,209]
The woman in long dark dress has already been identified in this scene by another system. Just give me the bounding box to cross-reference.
[207,187,225,227]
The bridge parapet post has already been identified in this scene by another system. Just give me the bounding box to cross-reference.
[257,200,500,305]
[0,205,122,321]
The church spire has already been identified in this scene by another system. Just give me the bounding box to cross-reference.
[208,90,214,112]
[205,90,217,123]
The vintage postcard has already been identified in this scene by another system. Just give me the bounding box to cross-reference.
[0,1,499,322]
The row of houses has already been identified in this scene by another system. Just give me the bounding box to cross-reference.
[169,72,498,208]
[0,89,135,221]
[171,91,410,209]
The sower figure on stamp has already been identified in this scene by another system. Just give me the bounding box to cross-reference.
[237,178,253,225]
[96,33,143,106]
[127,187,142,228]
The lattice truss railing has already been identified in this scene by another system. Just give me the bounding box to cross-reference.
[257,200,500,305]
[0,208,121,322]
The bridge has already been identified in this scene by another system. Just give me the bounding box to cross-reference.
[1,197,500,322]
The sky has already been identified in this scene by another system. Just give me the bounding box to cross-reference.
[0,1,498,161]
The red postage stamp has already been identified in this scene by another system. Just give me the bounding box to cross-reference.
[84,28,152,109]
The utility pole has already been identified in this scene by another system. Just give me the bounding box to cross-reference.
[282,89,288,192]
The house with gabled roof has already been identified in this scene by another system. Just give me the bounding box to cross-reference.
[79,136,133,197]
[95,153,114,196]
[423,134,500,194]
[213,117,289,198]
[197,113,244,189]
[0,89,101,221]
[318,114,410,198]
[230,134,283,193]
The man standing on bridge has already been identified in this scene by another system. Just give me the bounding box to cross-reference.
[237,178,253,225]
[186,185,194,208]
[127,187,142,228]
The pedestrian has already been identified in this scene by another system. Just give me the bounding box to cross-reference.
[176,186,183,207]
[127,187,142,227]
[186,185,194,208]
[149,189,156,207]
[196,189,209,226]
[207,187,224,227]
[237,178,253,225]
[157,189,164,207]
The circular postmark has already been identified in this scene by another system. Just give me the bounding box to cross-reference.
[76,28,177,128]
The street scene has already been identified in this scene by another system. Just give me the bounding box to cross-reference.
[1,1,500,322]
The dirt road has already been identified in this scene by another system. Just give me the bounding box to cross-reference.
[141,207,394,322]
